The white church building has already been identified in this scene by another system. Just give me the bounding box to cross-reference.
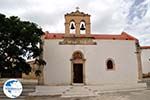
[42,9,150,86]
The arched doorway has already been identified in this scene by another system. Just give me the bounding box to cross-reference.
[71,51,86,84]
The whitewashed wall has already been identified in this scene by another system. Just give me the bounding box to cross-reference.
[43,39,138,85]
[141,49,150,73]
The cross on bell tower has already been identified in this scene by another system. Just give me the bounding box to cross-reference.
[64,8,91,36]
[76,7,80,11]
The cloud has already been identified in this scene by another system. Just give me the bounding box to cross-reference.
[127,0,148,24]
[89,0,125,34]
[123,0,150,45]
[21,11,64,30]
[0,0,29,9]
[0,0,124,33]
[0,0,149,45]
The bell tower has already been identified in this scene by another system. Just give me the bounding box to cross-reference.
[60,8,96,45]
[65,7,91,36]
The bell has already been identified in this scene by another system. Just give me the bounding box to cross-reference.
[70,23,75,29]
[80,24,85,30]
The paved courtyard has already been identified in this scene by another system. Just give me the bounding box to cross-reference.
[27,89,150,100]
[27,83,150,100]
[95,89,150,100]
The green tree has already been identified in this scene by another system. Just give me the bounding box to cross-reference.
[0,13,45,79]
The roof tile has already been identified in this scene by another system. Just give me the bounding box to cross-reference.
[44,31,138,41]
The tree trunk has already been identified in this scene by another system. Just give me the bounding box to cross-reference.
[37,35,44,85]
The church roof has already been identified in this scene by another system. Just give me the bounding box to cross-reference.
[140,46,150,49]
[44,31,138,41]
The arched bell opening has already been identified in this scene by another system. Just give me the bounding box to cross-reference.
[80,21,86,34]
[69,20,76,34]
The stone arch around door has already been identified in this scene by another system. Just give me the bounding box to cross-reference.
[70,51,86,84]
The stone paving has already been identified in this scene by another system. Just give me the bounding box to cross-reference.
[26,83,150,100]
[27,89,150,100]
[96,89,150,100]
[29,83,146,96]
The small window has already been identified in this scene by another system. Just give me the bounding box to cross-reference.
[106,59,114,70]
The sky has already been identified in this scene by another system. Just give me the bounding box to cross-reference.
[0,0,150,45]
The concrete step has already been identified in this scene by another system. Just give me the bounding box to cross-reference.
[61,86,97,98]
[0,88,35,95]
[29,86,71,96]
[0,84,36,99]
